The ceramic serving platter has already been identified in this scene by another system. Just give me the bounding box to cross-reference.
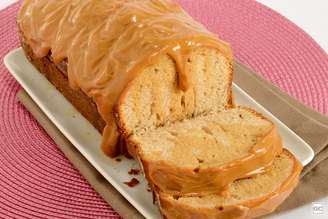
[4,48,314,218]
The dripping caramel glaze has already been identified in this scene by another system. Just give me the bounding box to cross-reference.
[17,0,232,157]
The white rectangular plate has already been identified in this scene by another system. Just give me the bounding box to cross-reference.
[4,48,314,219]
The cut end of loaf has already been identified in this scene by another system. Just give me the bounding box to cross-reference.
[116,47,233,138]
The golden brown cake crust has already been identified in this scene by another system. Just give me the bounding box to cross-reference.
[19,33,106,133]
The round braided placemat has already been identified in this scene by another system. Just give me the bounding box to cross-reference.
[0,0,327,218]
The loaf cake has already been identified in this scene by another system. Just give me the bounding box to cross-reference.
[17,0,233,157]
[17,0,302,218]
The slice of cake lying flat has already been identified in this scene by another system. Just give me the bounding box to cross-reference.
[157,149,302,219]
[124,107,283,196]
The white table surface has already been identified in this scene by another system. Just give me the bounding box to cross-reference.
[1,0,327,218]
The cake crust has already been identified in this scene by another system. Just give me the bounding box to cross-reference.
[20,33,106,132]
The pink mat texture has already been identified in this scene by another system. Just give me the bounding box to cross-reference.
[0,0,327,218]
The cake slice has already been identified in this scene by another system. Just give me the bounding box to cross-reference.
[157,149,302,219]
[125,107,283,196]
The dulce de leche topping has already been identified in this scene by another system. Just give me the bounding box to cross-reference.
[17,0,232,157]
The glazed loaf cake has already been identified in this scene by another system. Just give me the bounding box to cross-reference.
[18,0,233,157]
[17,0,302,218]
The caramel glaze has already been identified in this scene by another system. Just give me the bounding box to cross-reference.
[18,0,232,157]
[158,149,303,219]
[139,125,283,196]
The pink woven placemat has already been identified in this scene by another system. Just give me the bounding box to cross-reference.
[0,0,327,218]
